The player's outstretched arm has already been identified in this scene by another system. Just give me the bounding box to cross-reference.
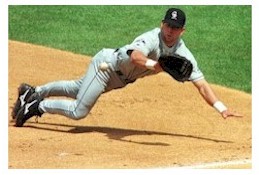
[192,79,244,119]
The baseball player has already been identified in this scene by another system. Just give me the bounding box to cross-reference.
[12,8,242,127]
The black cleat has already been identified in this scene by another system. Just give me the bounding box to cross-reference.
[15,92,43,127]
[12,83,35,119]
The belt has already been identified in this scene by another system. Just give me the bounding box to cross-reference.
[115,70,124,76]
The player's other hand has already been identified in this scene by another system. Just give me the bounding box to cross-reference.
[154,62,163,73]
[221,109,244,119]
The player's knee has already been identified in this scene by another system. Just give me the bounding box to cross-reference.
[71,107,90,120]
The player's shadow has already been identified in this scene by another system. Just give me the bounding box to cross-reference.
[24,121,233,146]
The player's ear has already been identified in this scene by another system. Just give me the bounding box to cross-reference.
[160,21,164,28]
[180,28,185,36]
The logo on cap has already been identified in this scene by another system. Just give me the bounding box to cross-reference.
[171,11,178,20]
[163,8,186,28]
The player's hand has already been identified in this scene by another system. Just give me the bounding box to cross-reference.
[154,62,163,73]
[221,109,244,119]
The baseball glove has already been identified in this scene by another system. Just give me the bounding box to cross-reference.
[158,54,193,82]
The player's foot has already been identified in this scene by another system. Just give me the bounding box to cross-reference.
[12,83,35,119]
[15,92,43,127]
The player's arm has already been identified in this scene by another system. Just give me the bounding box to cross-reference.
[129,50,163,72]
[193,79,243,119]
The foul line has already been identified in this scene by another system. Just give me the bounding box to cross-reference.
[177,159,252,169]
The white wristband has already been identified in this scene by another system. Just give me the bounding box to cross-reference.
[145,59,157,70]
[213,101,227,113]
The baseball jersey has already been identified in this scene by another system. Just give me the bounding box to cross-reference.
[116,28,204,82]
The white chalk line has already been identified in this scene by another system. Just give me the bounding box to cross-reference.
[177,159,252,169]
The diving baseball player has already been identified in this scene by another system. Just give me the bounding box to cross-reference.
[12,8,242,127]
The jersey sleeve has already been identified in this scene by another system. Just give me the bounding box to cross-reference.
[175,40,204,82]
[127,30,158,56]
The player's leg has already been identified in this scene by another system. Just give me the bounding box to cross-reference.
[38,48,128,119]
[38,50,114,119]
[35,79,83,99]
[12,76,83,120]
[38,64,105,120]
[15,49,126,126]
[15,55,105,126]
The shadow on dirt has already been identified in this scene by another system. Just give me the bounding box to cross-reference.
[13,121,233,146]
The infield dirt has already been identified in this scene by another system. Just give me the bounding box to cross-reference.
[8,40,252,169]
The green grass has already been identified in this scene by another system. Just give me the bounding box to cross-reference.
[8,5,251,93]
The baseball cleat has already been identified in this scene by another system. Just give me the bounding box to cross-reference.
[15,92,43,127]
[12,83,35,119]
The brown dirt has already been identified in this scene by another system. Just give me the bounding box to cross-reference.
[8,40,252,169]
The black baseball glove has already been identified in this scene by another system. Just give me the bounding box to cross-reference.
[158,54,193,82]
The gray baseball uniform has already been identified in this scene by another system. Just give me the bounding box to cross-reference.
[36,28,204,120]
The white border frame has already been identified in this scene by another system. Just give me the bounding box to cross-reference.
[1,1,257,175]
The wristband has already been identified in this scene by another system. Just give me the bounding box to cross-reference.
[213,101,227,113]
[145,59,157,70]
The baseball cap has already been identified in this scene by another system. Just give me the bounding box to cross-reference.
[162,8,186,28]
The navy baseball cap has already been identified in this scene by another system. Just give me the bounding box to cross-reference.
[162,8,186,28]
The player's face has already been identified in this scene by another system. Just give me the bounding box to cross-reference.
[161,22,185,46]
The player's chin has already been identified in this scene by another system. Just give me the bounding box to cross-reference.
[165,36,175,43]
[166,39,175,43]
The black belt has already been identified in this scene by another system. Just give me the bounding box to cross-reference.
[115,70,123,76]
